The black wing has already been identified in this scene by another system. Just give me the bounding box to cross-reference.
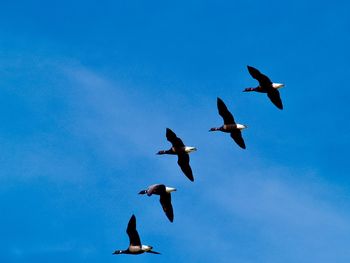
[177,153,194,182]
[166,128,185,147]
[160,193,174,222]
[247,66,272,87]
[126,215,141,247]
[230,130,246,149]
[267,89,283,110]
[217,97,235,124]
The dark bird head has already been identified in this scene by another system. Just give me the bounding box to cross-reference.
[156,150,166,155]
[138,190,147,195]
[112,250,123,255]
[209,127,220,132]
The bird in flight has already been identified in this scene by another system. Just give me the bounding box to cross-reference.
[210,97,247,149]
[113,214,161,255]
[244,65,284,110]
[139,184,176,222]
[157,128,197,182]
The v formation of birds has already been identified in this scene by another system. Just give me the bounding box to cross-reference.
[113,65,285,255]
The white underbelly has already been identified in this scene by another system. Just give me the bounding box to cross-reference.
[272,83,284,89]
[184,146,197,153]
[236,124,246,130]
[142,245,152,251]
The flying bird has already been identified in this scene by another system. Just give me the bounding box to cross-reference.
[157,128,197,182]
[244,65,284,110]
[210,97,247,149]
[139,184,176,222]
[113,214,160,255]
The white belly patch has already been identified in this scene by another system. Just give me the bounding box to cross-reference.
[142,245,152,251]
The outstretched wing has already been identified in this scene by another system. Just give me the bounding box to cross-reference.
[126,215,141,247]
[247,66,272,87]
[177,153,194,182]
[230,130,246,149]
[166,128,185,147]
[267,89,283,110]
[217,97,235,124]
[160,193,174,222]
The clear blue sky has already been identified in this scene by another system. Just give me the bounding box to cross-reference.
[0,1,349,262]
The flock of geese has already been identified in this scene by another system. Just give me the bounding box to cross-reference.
[112,65,285,255]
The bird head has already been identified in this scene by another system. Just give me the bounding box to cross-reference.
[243,87,255,92]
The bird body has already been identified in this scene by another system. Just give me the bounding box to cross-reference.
[157,146,197,155]
[210,123,247,133]
[157,128,196,181]
[113,245,155,255]
[113,215,160,255]
[139,184,176,222]
[139,184,176,196]
[244,83,284,93]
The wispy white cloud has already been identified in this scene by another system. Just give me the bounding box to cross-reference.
[3,59,349,263]
[57,64,350,262]
[176,165,350,262]
[61,65,170,162]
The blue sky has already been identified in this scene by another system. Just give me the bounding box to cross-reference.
[0,0,349,262]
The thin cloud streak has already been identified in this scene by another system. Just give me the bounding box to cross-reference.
[203,167,350,262]
[61,65,170,161]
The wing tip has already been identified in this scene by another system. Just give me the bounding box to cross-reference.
[184,172,194,182]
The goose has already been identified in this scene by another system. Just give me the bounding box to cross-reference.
[157,128,196,182]
[139,184,176,222]
[244,65,284,110]
[209,97,247,149]
[113,214,160,255]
